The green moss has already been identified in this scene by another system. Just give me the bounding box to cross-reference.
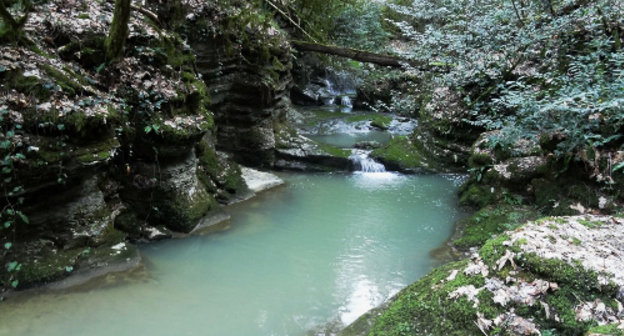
[478,234,512,266]
[152,191,217,233]
[16,248,83,288]
[370,136,427,170]
[454,205,539,249]
[58,36,106,69]
[518,253,604,293]
[40,64,83,97]
[342,113,393,130]
[458,183,497,208]
[196,141,247,202]
[587,324,624,336]
[468,152,493,168]
[578,219,604,229]
[2,69,52,100]
[345,260,502,336]
[75,137,119,164]
[316,142,351,158]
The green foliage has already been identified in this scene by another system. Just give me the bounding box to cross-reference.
[388,0,624,166]
[0,105,28,292]
[288,0,390,52]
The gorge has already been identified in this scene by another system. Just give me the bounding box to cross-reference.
[1,0,624,335]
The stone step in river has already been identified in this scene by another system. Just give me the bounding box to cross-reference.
[0,172,467,336]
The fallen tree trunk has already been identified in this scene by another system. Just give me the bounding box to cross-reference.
[291,40,431,69]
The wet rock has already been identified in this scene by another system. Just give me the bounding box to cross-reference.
[121,152,218,233]
[353,141,382,150]
[275,129,353,171]
[188,6,293,167]
[240,167,284,193]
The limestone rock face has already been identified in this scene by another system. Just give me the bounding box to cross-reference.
[185,8,293,167]
[121,152,217,234]
[0,0,251,291]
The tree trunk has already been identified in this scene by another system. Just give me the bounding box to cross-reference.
[0,0,32,42]
[291,41,434,69]
[106,0,132,61]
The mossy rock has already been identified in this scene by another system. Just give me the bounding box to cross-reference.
[316,142,351,159]
[14,248,85,289]
[58,36,107,70]
[340,260,497,336]
[468,151,494,168]
[531,178,600,216]
[458,182,498,208]
[196,141,248,203]
[114,209,143,236]
[454,205,539,249]
[0,69,53,100]
[342,216,621,336]
[370,135,430,173]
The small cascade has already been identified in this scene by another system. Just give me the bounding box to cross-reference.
[340,96,353,108]
[324,79,337,96]
[350,150,386,173]
[320,79,355,110]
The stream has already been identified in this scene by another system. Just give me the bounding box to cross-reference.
[0,109,467,336]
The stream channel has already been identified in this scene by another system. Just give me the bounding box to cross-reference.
[0,108,467,336]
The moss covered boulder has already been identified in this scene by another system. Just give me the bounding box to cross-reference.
[341,215,624,336]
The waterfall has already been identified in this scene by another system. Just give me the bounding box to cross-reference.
[324,79,337,96]
[340,96,353,108]
[350,150,386,173]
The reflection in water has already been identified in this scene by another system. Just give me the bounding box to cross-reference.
[0,173,466,336]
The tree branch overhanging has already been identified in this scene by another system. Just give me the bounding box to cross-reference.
[291,40,447,71]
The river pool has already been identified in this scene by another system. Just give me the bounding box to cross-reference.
[0,172,465,336]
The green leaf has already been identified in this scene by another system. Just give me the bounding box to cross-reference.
[614,162,624,173]
[7,261,18,272]
[17,211,29,224]
[144,126,152,134]
[95,63,106,74]
[11,280,19,288]
[57,124,65,131]
[4,221,11,228]
[65,266,73,272]
[4,242,11,250]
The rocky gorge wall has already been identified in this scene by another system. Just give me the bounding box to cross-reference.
[0,0,293,293]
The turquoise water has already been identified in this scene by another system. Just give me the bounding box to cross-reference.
[308,131,392,148]
[0,172,465,336]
